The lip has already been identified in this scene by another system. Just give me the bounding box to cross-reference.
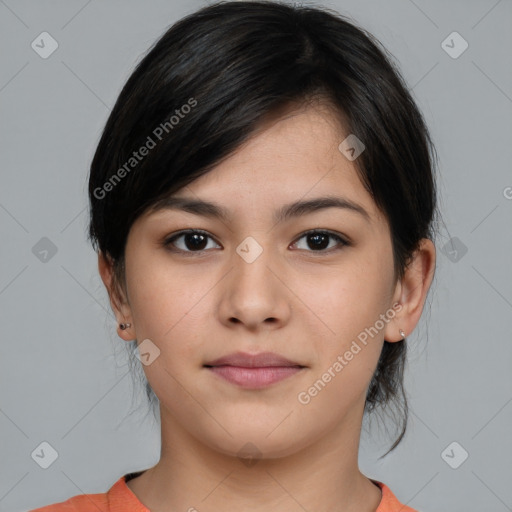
[204,351,303,368]
[204,351,306,389]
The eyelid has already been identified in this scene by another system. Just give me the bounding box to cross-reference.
[163,229,220,254]
[163,228,350,254]
[291,229,350,253]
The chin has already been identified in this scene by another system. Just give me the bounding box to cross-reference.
[199,424,316,462]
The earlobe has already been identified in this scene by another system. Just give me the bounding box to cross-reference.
[97,251,135,341]
[384,238,436,343]
[382,303,407,343]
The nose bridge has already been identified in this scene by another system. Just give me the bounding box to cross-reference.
[219,233,288,327]
[232,233,276,292]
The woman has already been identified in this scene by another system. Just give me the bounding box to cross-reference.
[32,1,437,510]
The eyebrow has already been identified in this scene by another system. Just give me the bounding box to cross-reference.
[152,195,371,224]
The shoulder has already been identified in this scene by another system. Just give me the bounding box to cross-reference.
[28,480,115,512]
[29,473,148,512]
[372,480,419,512]
[29,494,107,512]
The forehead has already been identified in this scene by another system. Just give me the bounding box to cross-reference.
[141,104,386,230]
[173,106,379,219]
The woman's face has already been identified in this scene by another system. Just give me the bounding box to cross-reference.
[106,104,412,459]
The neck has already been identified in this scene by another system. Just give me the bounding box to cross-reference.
[127,404,382,512]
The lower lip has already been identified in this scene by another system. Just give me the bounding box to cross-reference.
[206,365,303,389]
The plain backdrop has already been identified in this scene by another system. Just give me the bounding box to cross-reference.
[1,1,511,511]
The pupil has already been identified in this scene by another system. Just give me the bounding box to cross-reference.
[186,233,207,250]
[309,233,328,250]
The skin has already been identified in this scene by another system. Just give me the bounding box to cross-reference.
[99,101,436,512]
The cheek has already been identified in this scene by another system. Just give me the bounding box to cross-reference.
[125,262,207,407]
[125,254,212,361]
[293,269,387,419]
[305,256,392,342]
[296,251,393,405]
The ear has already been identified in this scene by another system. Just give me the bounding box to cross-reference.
[384,238,436,342]
[98,251,135,340]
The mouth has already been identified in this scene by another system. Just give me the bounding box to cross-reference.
[203,351,306,389]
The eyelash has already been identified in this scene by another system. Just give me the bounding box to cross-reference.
[162,229,350,256]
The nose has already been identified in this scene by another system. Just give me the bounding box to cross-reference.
[216,239,292,333]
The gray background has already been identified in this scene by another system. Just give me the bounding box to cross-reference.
[1,0,511,511]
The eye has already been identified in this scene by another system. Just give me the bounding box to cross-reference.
[291,230,349,253]
[163,229,349,255]
[164,229,220,253]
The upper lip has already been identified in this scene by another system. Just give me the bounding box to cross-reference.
[204,351,304,368]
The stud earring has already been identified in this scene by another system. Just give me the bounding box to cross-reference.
[399,329,406,339]
[119,322,131,330]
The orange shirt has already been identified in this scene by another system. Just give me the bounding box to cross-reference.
[29,472,418,512]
